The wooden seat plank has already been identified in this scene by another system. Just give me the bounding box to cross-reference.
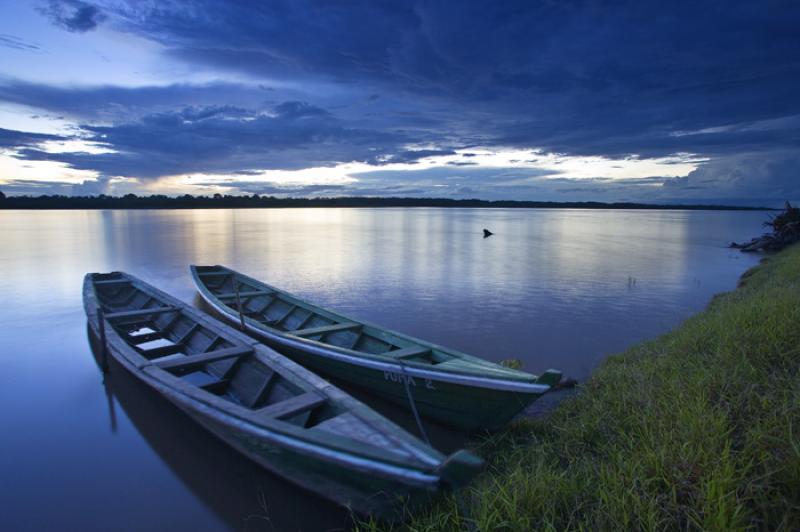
[153,346,252,370]
[255,391,326,419]
[105,306,179,320]
[290,322,360,337]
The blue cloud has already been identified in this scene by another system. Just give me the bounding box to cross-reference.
[75,0,798,159]
[40,0,105,33]
[0,80,271,120]
[10,102,423,177]
[273,101,330,120]
[0,127,63,148]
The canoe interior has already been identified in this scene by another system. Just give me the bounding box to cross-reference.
[91,272,353,431]
[194,266,464,367]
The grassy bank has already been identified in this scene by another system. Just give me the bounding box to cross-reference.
[362,245,800,531]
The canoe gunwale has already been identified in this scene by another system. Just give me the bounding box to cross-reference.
[191,266,552,396]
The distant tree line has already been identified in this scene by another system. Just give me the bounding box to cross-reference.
[0,191,771,211]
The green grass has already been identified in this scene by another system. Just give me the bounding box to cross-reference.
[360,244,800,531]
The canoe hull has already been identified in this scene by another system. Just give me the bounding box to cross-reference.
[194,293,542,430]
[238,332,539,430]
[191,265,558,431]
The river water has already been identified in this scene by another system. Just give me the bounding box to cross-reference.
[0,208,765,531]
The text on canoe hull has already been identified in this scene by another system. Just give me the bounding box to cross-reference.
[383,371,436,390]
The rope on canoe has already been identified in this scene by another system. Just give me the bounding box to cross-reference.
[398,361,476,531]
[397,360,431,446]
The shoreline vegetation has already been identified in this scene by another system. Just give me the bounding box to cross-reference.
[0,192,773,211]
[362,244,800,531]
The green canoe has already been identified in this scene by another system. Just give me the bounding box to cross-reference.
[83,272,482,515]
[190,265,562,430]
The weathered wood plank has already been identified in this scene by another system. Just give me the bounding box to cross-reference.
[182,370,227,390]
[153,346,252,370]
[269,304,298,326]
[105,306,179,320]
[247,371,276,408]
[347,331,363,350]
[290,322,360,337]
[292,312,315,331]
[161,311,184,334]
[254,391,326,419]
[251,296,277,316]
[176,323,201,345]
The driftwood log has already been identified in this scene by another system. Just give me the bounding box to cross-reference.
[731,202,800,252]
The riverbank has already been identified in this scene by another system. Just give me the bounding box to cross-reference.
[363,244,800,530]
[0,193,772,211]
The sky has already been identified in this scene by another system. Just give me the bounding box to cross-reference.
[0,0,798,205]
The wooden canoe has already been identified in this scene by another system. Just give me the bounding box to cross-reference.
[190,265,563,430]
[83,272,483,515]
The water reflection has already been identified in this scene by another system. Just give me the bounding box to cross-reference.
[0,207,765,531]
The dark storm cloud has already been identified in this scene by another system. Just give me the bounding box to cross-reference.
[10,102,429,178]
[0,127,63,148]
[40,0,105,33]
[273,101,330,120]
[4,0,798,201]
[88,0,800,158]
[0,177,110,195]
[380,149,456,165]
[0,79,271,120]
[677,150,800,201]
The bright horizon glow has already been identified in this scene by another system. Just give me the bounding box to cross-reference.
[0,142,702,196]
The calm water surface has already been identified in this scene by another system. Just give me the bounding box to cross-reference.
[0,208,765,531]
